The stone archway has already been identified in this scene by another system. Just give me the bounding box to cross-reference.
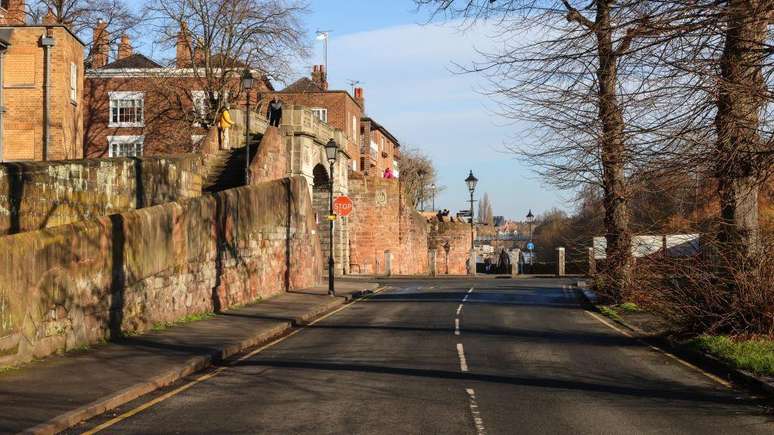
[312,164,332,275]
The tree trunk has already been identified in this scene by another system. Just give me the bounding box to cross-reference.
[596,1,632,301]
[714,0,767,261]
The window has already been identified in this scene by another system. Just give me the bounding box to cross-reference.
[192,90,227,126]
[352,160,357,171]
[352,115,357,141]
[108,135,144,157]
[109,92,144,127]
[311,108,328,123]
[393,159,400,178]
[70,63,77,103]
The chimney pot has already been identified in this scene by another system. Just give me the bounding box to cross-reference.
[91,20,110,69]
[176,23,192,68]
[1,0,26,25]
[118,34,132,60]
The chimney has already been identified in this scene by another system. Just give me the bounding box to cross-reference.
[311,64,328,91]
[176,23,191,68]
[91,20,110,69]
[42,8,57,25]
[354,87,365,112]
[117,34,132,60]
[1,0,26,25]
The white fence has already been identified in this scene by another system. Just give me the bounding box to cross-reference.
[593,234,700,260]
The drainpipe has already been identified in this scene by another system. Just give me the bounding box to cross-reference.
[40,31,55,161]
[0,48,5,161]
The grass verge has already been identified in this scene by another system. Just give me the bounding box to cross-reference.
[688,335,774,377]
[599,305,623,322]
[152,312,216,331]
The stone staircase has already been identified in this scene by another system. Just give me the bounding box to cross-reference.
[203,133,263,193]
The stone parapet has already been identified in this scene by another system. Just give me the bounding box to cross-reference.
[0,177,322,368]
[0,154,205,236]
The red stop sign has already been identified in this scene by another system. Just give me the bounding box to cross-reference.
[333,196,354,217]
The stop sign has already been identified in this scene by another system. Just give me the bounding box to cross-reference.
[333,196,354,217]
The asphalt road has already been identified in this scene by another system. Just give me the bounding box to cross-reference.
[71,278,772,434]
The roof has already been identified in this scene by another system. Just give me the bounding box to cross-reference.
[362,117,400,148]
[280,77,325,93]
[98,53,162,70]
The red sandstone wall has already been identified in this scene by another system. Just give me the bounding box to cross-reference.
[249,127,288,184]
[0,177,321,367]
[348,173,429,275]
[429,219,474,275]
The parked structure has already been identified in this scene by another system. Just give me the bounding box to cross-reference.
[0,1,85,162]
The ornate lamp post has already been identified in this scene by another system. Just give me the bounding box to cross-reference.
[465,170,478,275]
[324,139,338,296]
[241,69,254,185]
[443,241,451,275]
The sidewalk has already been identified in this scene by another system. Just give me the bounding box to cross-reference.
[0,280,379,435]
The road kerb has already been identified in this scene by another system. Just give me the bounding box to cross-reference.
[21,287,382,435]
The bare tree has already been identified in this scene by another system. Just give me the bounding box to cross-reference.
[414,1,693,301]
[29,0,140,53]
[478,193,494,225]
[145,0,309,127]
[399,147,442,209]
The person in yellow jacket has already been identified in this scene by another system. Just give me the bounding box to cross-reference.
[218,106,235,148]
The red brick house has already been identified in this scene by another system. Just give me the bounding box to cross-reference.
[0,1,85,161]
[84,23,272,158]
[271,65,363,171]
[360,116,401,177]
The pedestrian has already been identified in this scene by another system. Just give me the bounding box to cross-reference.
[383,167,394,179]
[267,98,283,127]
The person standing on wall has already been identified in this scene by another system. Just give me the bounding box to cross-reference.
[267,98,283,127]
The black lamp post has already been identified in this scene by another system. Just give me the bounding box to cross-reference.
[241,69,254,185]
[526,209,535,268]
[443,241,451,275]
[430,183,436,212]
[324,138,338,296]
[465,171,478,246]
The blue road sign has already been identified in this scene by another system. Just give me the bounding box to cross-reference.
[527,242,535,251]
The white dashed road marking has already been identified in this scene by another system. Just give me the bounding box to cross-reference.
[457,343,469,372]
[456,304,463,315]
[454,318,460,336]
[465,388,487,435]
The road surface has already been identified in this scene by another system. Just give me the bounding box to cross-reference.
[71,278,772,434]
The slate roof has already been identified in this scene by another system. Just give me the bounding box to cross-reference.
[280,77,325,93]
[99,53,163,70]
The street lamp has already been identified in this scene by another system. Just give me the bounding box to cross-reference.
[430,183,437,212]
[465,170,478,275]
[526,209,535,269]
[241,69,254,185]
[325,138,338,296]
[443,241,451,275]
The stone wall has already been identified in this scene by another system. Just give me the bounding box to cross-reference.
[429,219,474,275]
[348,173,429,275]
[0,177,321,367]
[0,154,204,236]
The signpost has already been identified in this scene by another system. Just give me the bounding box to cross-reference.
[333,195,354,217]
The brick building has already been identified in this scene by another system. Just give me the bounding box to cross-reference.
[360,115,400,177]
[84,23,273,158]
[273,65,363,171]
[0,1,85,161]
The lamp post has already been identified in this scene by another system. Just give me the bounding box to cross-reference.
[526,209,535,269]
[241,69,254,185]
[443,241,451,275]
[465,170,478,275]
[430,183,436,212]
[325,138,338,296]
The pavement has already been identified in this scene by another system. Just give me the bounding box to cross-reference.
[0,280,379,435]
[63,277,772,434]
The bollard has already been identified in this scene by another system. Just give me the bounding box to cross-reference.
[556,247,566,277]
[510,249,521,277]
[429,249,438,277]
[385,250,393,277]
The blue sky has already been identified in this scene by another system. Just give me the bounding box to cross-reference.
[134,0,570,220]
